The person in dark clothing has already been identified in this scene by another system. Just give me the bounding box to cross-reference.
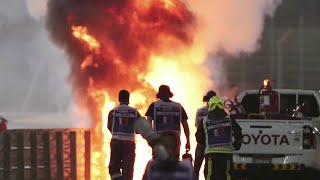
[143,131,194,180]
[108,90,141,180]
[196,96,242,180]
[194,90,216,180]
[145,85,190,157]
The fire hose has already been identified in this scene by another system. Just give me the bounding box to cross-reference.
[134,117,170,161]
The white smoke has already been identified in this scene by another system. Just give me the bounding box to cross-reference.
[0,0,87,128]
[185,1,283,178]
[26,0,47,21]
[186,0,282,90]
[187,0,282,54]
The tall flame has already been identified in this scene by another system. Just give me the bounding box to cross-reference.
[48,0,212,179]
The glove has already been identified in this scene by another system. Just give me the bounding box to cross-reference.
[233,141,242,151]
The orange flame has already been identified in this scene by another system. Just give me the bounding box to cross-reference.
[71,25,108,178]
[72,25,100,52]
[80,56,93,71]
[69,1,211,179]
[162,0,175,9]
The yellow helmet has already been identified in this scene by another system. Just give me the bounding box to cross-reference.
[208,96,225,111]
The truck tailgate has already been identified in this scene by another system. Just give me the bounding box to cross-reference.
[237,119,303,155]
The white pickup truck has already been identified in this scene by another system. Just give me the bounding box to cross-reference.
[230,89,320,179]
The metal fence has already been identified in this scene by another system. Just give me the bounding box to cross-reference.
[0,129,91,180]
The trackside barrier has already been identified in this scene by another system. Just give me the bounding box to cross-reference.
[0,129,91,180]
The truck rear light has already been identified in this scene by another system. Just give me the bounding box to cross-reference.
[303,126,315,149]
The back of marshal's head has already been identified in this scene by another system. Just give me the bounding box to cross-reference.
[118,89,130,103]
[203,90,217,102]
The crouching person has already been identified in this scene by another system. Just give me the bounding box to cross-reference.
[143,131,194,180]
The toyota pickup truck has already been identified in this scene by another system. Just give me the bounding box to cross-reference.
[229,89,320,179]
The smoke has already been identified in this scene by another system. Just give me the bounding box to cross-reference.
[187,0,281,54]
[0,0,283,114]
[0,0,71,114]
[26,0,47,21]
[186,0,282,90]
[45,0,196,125]
[40,0,284,122]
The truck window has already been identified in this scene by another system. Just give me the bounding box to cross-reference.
[280,94,296,115]
[298,95,319,117]
[241,94,259,114]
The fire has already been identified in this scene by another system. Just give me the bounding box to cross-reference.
[72,26,100,52]
[162,0,175,9]
[50,0,212,179]
[80,56,94,71]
